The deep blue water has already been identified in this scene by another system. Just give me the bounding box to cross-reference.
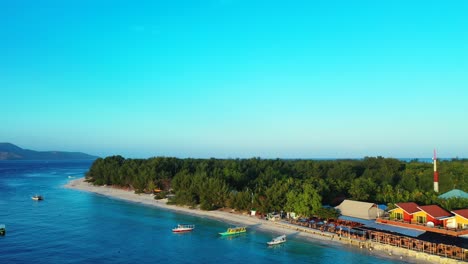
[0,160,406,264]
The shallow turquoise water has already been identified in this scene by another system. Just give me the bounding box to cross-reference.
[0,160,406,263]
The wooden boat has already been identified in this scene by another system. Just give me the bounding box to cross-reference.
[267,234,286,245]
[0,224,5,236]
[172,224,195,233]
[32,195,44,201]
[219,226,246,236]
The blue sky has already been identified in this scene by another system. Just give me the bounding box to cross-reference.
[1,1,467,159]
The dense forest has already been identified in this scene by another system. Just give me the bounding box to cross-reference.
[85,156,468,217]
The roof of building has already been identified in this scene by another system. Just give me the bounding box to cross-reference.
[378,204,388,211]
[438,189,468,199]
[339,216,425,237]
[417,205,451,218]
[394,202,420,214]
[335,200,382,220]
[452,209,468,220]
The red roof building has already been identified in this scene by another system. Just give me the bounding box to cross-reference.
[452,209,468,219]
[379,204,468,236]
[389,202,420,222]
[450,209,468,229]
[416,205,452,226]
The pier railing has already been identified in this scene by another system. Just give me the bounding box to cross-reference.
[286,218,467,261]
[368,230,468,261]
[377,218,468,237]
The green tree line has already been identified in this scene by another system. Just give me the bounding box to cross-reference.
[85,156,468,216]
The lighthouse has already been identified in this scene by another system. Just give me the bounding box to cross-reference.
[433,149,439,193]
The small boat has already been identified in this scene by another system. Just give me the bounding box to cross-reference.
[219,226,247,236]
[32,195,44,201]
[0,224,5,236]
[172,224,195,233]
[267,234,286,246]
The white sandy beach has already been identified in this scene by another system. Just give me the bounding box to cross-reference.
[65,178,444,264]
[64,178,320,237]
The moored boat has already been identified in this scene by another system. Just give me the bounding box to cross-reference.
[219,226,246,236]
[267,234,286,245]
[0,224,5,236]
[172,224,195,233]
[32,195,44,201]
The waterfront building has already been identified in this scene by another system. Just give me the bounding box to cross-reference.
[450,209,468,230]
[389,202,420,222]
[335,200,384,220]
[413,205,451,226]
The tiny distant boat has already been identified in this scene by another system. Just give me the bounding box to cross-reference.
[32,195,44,201]
[219,226,247,236]
[0,224,5,236]
[172,224,195,233]
[267,234,286,246]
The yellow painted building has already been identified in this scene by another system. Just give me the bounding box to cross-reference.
[451,209,468,229]
[389,208,404,220]
[414,205,451,226]
[389,202,420,222]
[412,210,427,224]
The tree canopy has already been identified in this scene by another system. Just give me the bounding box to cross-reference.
[85,156,468,216]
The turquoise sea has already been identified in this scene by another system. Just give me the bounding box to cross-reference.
[0,160,407,263]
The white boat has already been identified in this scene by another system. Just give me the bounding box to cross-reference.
[172,224,195,233]
[267,234,286,245]
[32,195,44,201]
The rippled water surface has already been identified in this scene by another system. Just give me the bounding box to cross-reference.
[0,160,405,263]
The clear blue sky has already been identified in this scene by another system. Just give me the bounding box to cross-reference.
[1,1,467,159]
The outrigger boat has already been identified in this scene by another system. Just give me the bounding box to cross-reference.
[32,195,44,201]
[172,224,195,233]
[219,226,246,236]
[267,234,286,246]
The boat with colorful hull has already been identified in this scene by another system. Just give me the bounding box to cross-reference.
[219,226,246,236]
[172,224,195,233]
[267,235,286,246]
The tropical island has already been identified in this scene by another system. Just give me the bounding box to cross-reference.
[0,143,98,160]
[72,155,468,262]
[85,155,468,213]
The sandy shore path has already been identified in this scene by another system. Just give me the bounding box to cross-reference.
[64,178,344,240]
[64,178,432,263]
[64,178,304,233]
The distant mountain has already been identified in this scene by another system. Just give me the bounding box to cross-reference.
[0,143,99,160]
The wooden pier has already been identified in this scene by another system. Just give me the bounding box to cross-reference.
[281,219,467,262]
[368,230,467,261]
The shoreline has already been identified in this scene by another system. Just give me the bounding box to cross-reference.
[65,178,450,264]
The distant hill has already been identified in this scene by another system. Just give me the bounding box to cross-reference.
[0,143,99,160]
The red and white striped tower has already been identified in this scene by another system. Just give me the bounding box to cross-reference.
[433,149,439,193]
